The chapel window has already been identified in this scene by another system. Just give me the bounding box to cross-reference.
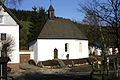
[79,42,82,53]
[65,43,69,52]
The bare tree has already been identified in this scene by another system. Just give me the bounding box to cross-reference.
[79,0,120,27]
[0,34,15,57]
[0,0,22,4]
[0,0,22,8]
[79,0,120,78]
[82,14,100,26]
[0,0,22,11]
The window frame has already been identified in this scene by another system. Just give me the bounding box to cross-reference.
[65,43,69,52]
[79,42,82,53]
[1,33,6,40]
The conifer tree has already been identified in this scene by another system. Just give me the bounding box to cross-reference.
[28,7,48,42]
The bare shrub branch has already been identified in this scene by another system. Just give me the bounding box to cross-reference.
[1,34,15,57]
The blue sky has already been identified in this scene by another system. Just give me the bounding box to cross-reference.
[7,0,85,22]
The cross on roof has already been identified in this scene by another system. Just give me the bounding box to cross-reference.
[50,0,52,5]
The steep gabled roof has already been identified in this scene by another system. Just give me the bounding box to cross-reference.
[0,4,22,28]
[38,19,88,40]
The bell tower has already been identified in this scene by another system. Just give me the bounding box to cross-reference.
[48,0,54,20]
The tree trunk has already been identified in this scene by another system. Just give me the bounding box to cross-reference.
[116,27,119,77]
[113,59,116,75]
[116,57,119,77]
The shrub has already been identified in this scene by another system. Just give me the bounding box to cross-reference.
[42,60,60,66]
[19,63,35,70]
[62,58,88,65]
[37,61,44,68]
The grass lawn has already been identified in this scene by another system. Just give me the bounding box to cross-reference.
[93,74,120,80]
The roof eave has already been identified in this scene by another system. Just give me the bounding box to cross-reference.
[1,4,23,29]
[37,38,88,40]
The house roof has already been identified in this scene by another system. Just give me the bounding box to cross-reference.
[38,19,88,40]
[0,3,22,28]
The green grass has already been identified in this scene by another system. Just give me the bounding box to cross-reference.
[93,74,120,80]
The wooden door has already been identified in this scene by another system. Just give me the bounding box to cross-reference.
[54,48,58,59]
[20,54,30,64]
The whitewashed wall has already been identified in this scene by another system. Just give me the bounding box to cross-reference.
[0,7,19,63]
[35,39,88,62]
[29,40,38,62]
[0,26,19,63]
[0,7,17,25]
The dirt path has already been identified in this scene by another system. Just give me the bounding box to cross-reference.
[7,64,91,80]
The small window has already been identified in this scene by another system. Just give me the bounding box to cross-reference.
[0,15,3,23]
[65,43,69,52]
[1,33,6,40]
[79,42,82,53]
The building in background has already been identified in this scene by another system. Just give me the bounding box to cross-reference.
[0,4,21,68]
[29,5,89,62]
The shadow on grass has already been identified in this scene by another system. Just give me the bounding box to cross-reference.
[14,72,90,80]
[14,72,44,80]
[93,74,120,80]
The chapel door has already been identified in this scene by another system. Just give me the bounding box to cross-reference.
[54,48,58,59]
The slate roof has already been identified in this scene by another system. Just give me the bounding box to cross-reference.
[38,19,88,40]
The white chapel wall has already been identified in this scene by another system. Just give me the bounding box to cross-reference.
[37,39,89,62]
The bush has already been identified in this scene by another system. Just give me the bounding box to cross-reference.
[42,60,60,66]
[93,74,120,80]
[37,61,44,68]
[19,63,36,70]
[62,58,88,65]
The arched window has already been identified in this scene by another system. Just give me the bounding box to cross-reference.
[79,42,82,53]
[65,43,69,52]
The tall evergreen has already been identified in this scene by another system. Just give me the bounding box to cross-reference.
[10,9,34,21]
[9,7,48,48]
[28,7,48,42]
[19,21,32,49]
